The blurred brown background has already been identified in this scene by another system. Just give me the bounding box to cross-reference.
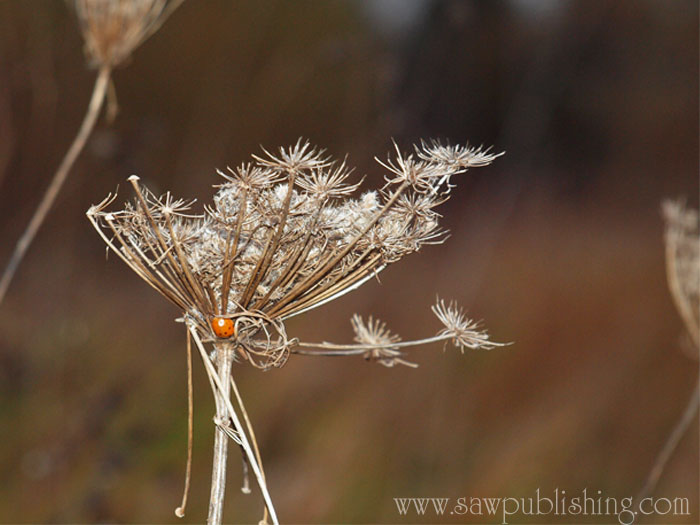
[0,1,697,523]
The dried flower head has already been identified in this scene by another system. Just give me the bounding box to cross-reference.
[74,0,184,68]
[432,298,501,352]
[87,140,503,369]
[351,314,414,368]
[662,199,700,346]
[88,139,506,524]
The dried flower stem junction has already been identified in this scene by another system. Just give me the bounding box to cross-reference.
[87,140,504,524]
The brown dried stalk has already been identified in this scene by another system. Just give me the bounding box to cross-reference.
[87,140,504,524]
[0,0,183,305]
[0,66,110,303]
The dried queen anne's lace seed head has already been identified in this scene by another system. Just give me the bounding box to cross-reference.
[87,139,504,369]
[74,0,183,69]
[662,199,700,345]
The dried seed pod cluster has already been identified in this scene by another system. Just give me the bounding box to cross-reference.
[87,140,502,369]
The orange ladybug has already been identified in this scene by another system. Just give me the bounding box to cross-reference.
[211,317,235,338]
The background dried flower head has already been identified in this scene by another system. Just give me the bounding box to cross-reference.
[76,0,184,69]
[0,0,184,305]
[662,200,699,347]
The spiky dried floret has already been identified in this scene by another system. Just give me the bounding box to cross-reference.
[217,163,283,191]
[296,162,362,199]
[351,315,415,368]
[252,139,332,174]
[376,147,441,192]
[87,140,501,369]
[432,298,503,352]
[417,140,504,170]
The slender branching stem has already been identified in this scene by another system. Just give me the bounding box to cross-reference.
[252,202,325,311]
[221,187,249,312]
[294,333,454,355]
[128,178,209,311]
[240,173,297,308]
[163,208,213,312]
[175,328,195,518]
[0,66,111,305]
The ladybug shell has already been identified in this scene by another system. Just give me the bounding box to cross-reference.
[211,317,235,338]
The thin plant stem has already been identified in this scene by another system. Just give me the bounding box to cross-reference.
[175,328,195,518]
[0,66,111,305]
[188,324,279,525]
[636,379,700,508]
[208,342,235,525]
[294,333,453,355]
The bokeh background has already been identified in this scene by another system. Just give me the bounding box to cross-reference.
[0,1,697,523]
